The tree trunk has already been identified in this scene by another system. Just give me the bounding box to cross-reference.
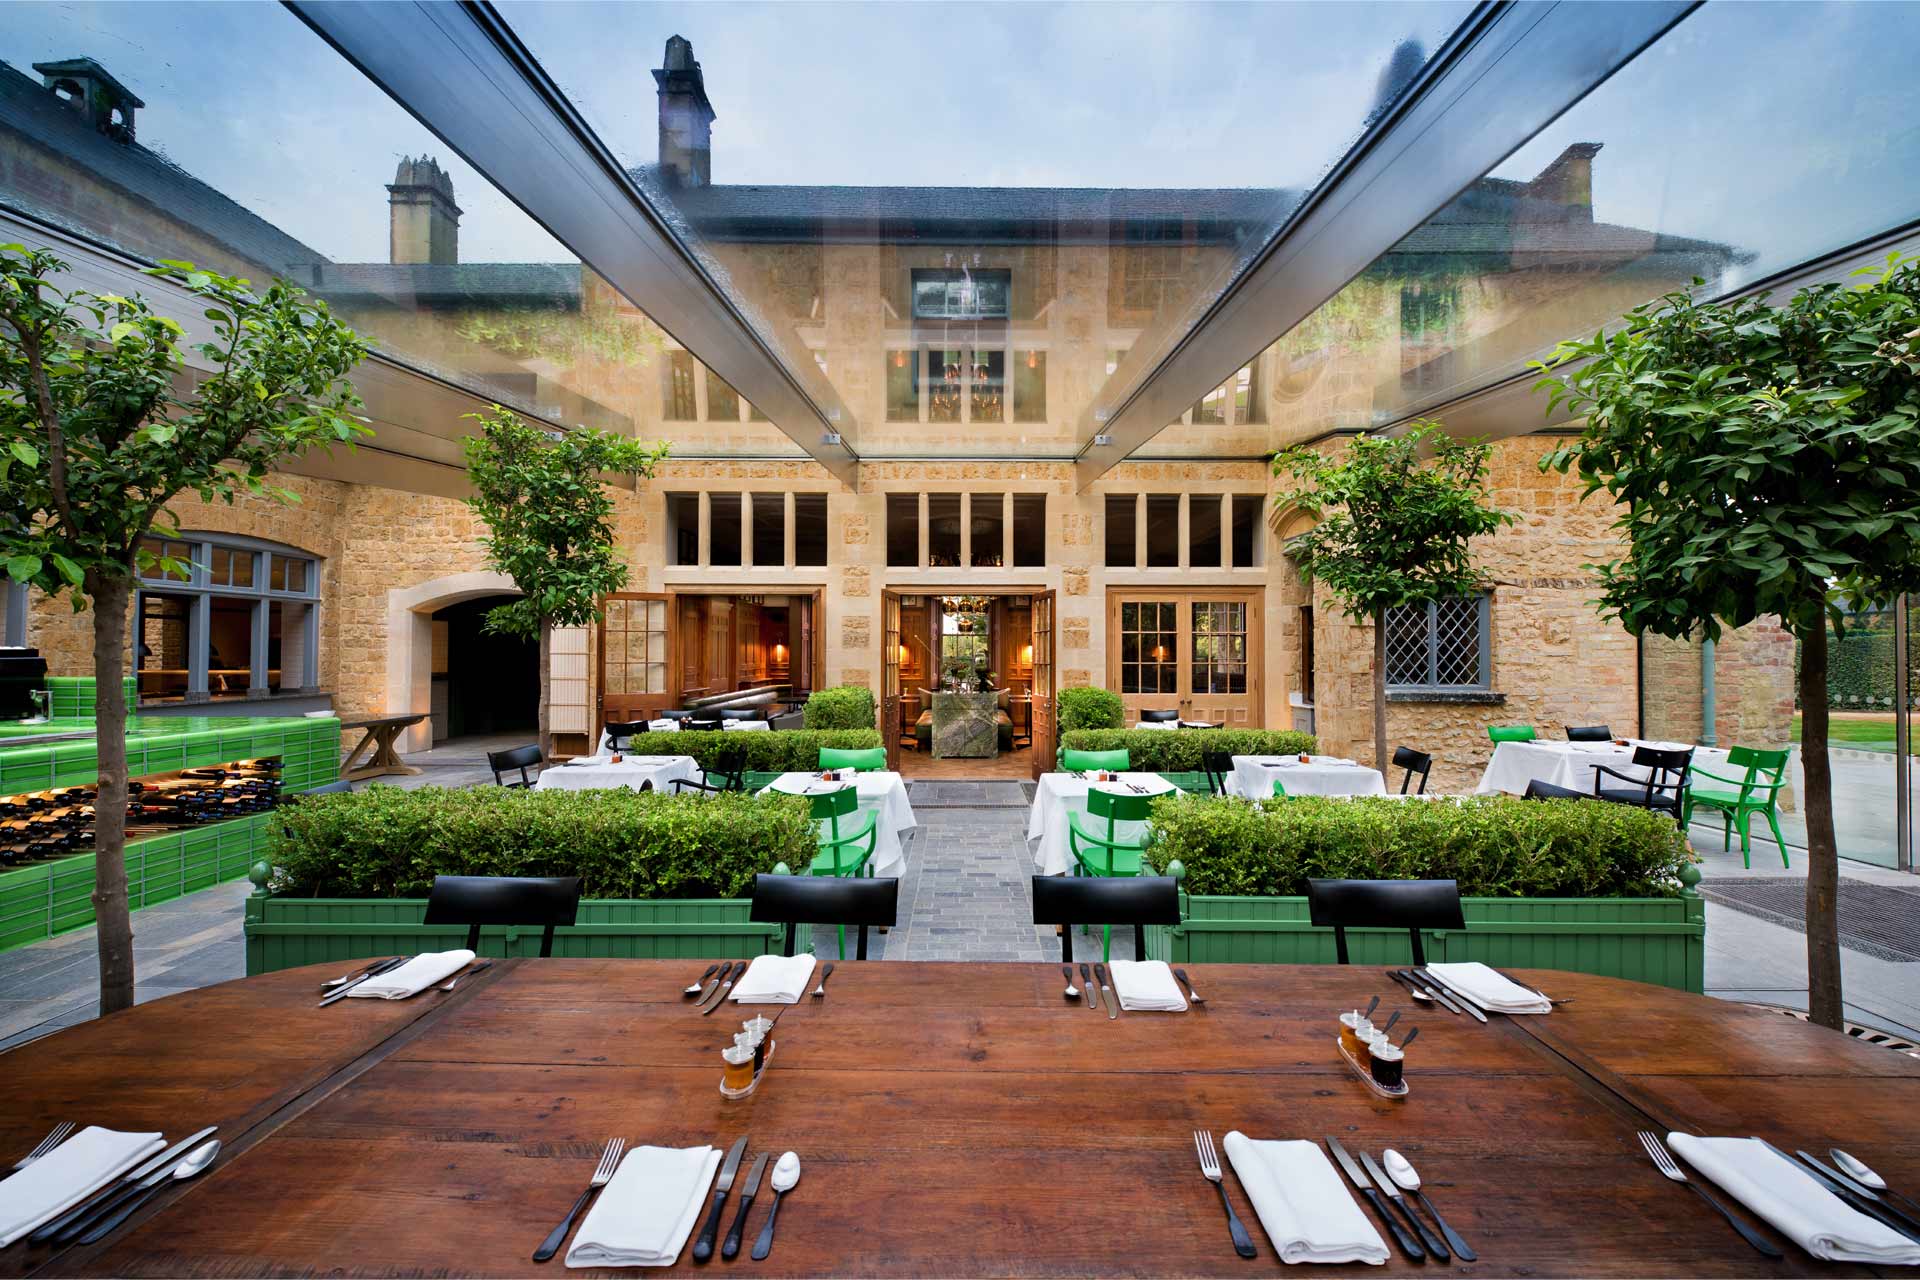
[86,569,135,1015]
[537,621,552,763]
[1372,606,1389,774]
[1798,617,1843,1030]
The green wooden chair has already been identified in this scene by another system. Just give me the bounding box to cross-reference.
[819,746,888,773]
[1487,725,1537,743]
[1067,787,1154,961]
[1684,746,1792,868]
[807,785,880,958]
[1271,778,1288,799]
[1062,748,1131,773]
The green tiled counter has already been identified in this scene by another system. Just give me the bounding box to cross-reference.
[44,676,139,719]
[0,714,341,952]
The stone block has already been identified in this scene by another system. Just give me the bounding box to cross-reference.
[1062,567,1089,596]
[842,615,871,649]
[843,566,870,598]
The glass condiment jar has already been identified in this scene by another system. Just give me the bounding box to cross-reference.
[721,1043,755,1096]
[1338,1010,1373,1057]
[1369,1039,1405,1090]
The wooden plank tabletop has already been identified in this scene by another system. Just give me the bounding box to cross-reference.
[6,961,1917,1277]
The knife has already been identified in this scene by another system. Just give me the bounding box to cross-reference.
[1361,1150,1449,1261]
[1390,968,1459,1016]
[693,961,732,1008]
[36,1125,218,1245]
[692,1136,750,1261]
[1808,1152,1920,1232]
[317,956,408,1006]
[699,961,744,1015]
[320,956,401,989]
[1094,963,1119,1019]
[1778,1147,1920,1241]
[1416,967,1491,1022]
[722,1151,772,1259]
[1078,963,1100,1015]
[1325,1137,1424,1261]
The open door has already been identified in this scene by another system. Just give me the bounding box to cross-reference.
[596,593,675,727]
[1030,591,1055,779]
[881,589,903,771]
[802,589,825,698]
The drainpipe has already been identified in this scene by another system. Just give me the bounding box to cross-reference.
[1699,635,1717,749]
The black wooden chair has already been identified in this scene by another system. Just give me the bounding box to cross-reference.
[1031,875,1180,965]
[1201,749,1236,796]
[1305,878,1464,966]
[670,744,748,795]
[604,721,649,752]
[280,778,352,805]
[1139,709,1180,723]
[686,715,725,733]
[1593,745,1692,823]
[1566,724,1613,742]
[1392,746,1432,795]
[750,873,899,960]
[487,744,543,788]
[422,874,582,957]
[659,710,698,724]
[1524,778,1586,800]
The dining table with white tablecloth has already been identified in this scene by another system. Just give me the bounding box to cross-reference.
[1232,754,1388,800]
[595,719,769,752]
[1026,772,1179,876]
[532,753,700,793]
[1476,738,1733,797]
[758,770,917,878]
[1131,719,1222,730]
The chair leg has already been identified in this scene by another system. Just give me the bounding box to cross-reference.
[1722,810,1733,853]
[1764,807,1791,868]
[836,924,847,961]
[856,925,869,961]
[1409,930,1426,968]
[1736,809,1753,866]
[1060,929,1073,966]
[1101,924,1112,964]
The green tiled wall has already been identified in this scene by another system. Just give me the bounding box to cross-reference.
[44,676,138,718]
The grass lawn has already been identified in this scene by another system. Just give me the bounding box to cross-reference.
[1792,712,1916,753]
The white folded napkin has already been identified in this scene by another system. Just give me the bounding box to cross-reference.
[1667,1135,1920,1264]
[0,1125,165,1246]
[565,1144,721,1269]
[1109,960,1188,1011]
[347,949,476,999]
[730,953,817,1004]
[1223,1133,1388,1266]
[1422,961,1552,1014]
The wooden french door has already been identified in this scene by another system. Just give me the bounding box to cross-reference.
[1030,591,1055,779]
[798,589,824,697]
[596,592,675,726]
[881,590,903,770]
[1106,589,1262,728]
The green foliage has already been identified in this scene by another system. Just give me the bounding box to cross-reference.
[1058,686,1125,732]
[461,405,669,639]
[1270,422,1515,623]
[803,685,877,730]
[268,786,813,900]
[0,245,370,599]
[664,728,883,772]
[1059,728,1317,772]
[1150,794,1694,900]
[1535,252,1920,642]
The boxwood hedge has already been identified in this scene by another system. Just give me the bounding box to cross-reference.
[1058,728,1318,772]
[268,786,814,900]
[803,685,878,730]
[1149,793,1695,899]
[1058,686,1125,732]
[657,728,883,771]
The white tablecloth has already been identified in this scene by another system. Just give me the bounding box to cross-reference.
[759,771,916,878]
[535,754,700,793]
[600,720,768,751]
[1476,738,1731,796]
[1027,772,1178,876]
[1233,755,1387,799]
[1131,720,1219,730]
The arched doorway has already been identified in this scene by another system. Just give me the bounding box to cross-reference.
[430,595,537,743]
[385,571,518,754]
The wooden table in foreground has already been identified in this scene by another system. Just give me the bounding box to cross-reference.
[337,713,426,782]
[4,962,1917,1278]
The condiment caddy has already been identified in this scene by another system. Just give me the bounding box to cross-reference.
[1336,1006,1414,1099]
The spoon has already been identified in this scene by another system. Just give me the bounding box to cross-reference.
[750,1151,800,1260]
[1832,1150,1920,1217]
[1062,965,1081,1001]
[685,963,720,996]
[79,1140,221,1245]
[1362,994,1381,1021]
[1382,1149,1475,1262]
[1380,1010,1402,1036]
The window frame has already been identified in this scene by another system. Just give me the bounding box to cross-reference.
[133,531,321,703]
[662,491,829,571]
[1384,593,1492,692]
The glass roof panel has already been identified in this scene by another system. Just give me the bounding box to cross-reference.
[1143,0,1920,457]
[496,0,1475,457]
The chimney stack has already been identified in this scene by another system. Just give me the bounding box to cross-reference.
[387,156,461,265]
[34,58,143,142]
[653,36,715,188]
[1525,143,1602,222]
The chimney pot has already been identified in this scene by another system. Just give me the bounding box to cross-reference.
[387,155,462,265]
[653,35,715,188]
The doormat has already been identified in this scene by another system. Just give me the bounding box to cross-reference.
[1698,878,1920,964]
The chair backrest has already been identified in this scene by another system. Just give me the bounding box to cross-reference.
[422,874,583,957]
[1487,725,1536,743]
[1565,724,1612,742]
[1201,749,1235,795]
[809,784,859,825]
[604,721,649,751]
[1628,745,1693,795]
[1031,875,1180,965]
[1062,748,1131,772]
[707,744,749,788]
[750,873,899,960]
[1139,709,1180,723]
[660,710,697,723]
[1305,878,1465,967]
[1724,745,1791,795]
[820,746,888,773]
[487,743,544,786]
[1390,746,1432,795]
[686,716,725,733]
[1086,786,1154,825]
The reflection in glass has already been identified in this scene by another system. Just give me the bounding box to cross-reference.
[1013,350,1046,422]
[1192,602,1247,695]
[664,351,698,421]
[928,349,964,425]
[886,349,918,421]
[707,368,743,422]
[928,494,962,567]
[1120,601,1177,695]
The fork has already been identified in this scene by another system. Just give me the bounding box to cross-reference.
[1194,1130,1257,1258]
[533,1137,626,1262]
[13,1121,75,1170]
[1638,1132,1781,1257]
[441,959,494,991]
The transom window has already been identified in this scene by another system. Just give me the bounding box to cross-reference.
[663,491,828,568]
[1385,594,1491,690]
[1104,493,1266,569]
[885,493,1047,569]
[134,533,320,703]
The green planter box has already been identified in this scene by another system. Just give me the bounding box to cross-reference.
[1145,893,1706,992]
[244,893,784,975]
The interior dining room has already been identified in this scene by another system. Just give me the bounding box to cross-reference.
[891,591,1038,779]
